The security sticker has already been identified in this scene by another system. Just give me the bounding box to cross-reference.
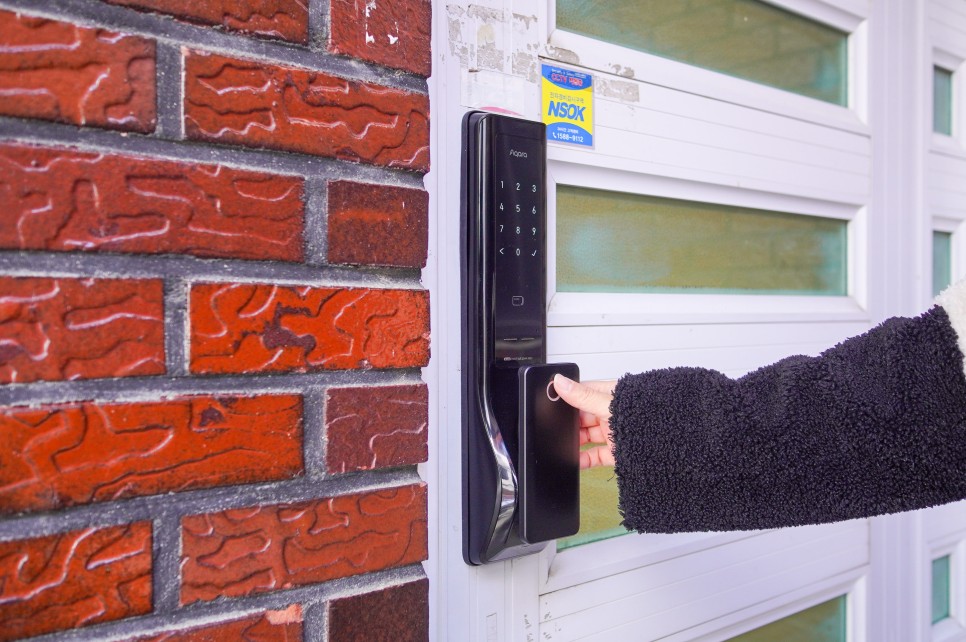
[541,64,593,147]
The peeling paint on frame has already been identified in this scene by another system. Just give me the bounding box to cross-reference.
[450,1,639,115]
[446,5,473,64]
[596,77,640,104]
[448,2,544,76]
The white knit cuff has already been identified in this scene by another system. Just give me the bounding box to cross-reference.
[936,279,966,368]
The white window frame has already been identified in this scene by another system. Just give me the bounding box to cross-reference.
[925,502,966,640]
[931,48,960,149]
[933,216,962,298]
[930,0,966,153]
[925,8,966,640]
[539,530,755,596]
[546,160,869,327]
[543,0,869,132]
[531,520,869,640]
[682,572,867,642]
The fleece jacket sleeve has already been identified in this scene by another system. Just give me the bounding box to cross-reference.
[611,289,966,534]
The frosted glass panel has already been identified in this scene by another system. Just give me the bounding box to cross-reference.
[556,0,848,105]
[933,555,951,624]
[557,465,626,550]
[934,231,953,297]
[727,596,847,642]
[557,186,848,295]
[935,67,953,136]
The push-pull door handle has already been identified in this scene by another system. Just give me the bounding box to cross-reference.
[461,111,580,565]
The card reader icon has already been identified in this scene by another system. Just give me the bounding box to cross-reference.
[511,296,525,306]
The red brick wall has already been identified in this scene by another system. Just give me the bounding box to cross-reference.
[0,0,431,639]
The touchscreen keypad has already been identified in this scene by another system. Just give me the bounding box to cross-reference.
[495,180,540,261]
[492,133,544,364]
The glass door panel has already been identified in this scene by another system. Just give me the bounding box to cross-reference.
[557,464,625,550]
[932,554,951,624]
[933,231,953,297]
[727,596,847,641]
[555,0,848,105]
[556,185,848,296]
[934,67,954,136]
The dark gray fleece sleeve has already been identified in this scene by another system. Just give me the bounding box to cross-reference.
[611,305,966,533]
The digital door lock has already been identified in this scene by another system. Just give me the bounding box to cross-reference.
[461,111,580,565]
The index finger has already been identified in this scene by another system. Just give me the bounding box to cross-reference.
[553,375,612,419]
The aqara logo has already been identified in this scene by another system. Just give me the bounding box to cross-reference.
[509,149,527,158]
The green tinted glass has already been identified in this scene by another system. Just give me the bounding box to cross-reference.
[727,596,847,642]
[557,186,848,295]
[556,0,848,105]
[932,555,951,624]
[934,67,954,136]
[933,231,953,297]
[557,465,626,550]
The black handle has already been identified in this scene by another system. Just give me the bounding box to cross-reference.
[519,363,580,544]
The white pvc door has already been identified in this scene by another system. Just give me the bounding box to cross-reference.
[433,1,966,640]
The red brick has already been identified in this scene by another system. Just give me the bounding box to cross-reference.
[0,523,152,641]
[0,395,303,514]
[184,51,430,172]
[180,484,427,603]
[328,579,428,642]
[0,10,156,132]
[325,384,427,474]
[189,283,430,375]
[329,0,431,77]
[0,143,304,261]
[0,277,165,384]
[103,0,309,44]
[327,181,428,268]
[134,606,303,641]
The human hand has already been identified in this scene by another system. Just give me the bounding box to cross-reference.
[552,375,617,469]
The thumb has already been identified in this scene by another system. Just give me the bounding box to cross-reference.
[553,374,611,418]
